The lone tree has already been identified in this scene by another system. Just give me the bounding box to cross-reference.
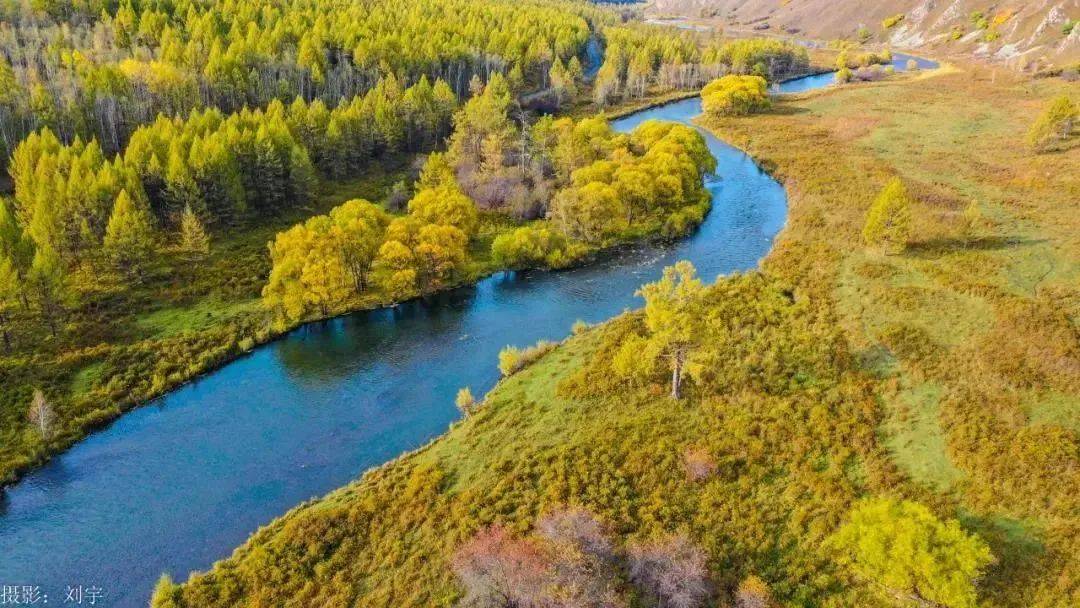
[28,389,55,439]
[702,75,771,117]
[863,178,913,254]
[830,497,993,608]
[455,387,476,416]
[637,261,707,399]
[1027,95,1077,152]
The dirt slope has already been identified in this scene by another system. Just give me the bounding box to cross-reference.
[649,0,1080,69]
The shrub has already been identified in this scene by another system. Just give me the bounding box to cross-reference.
[455,387,476,416]
[498,340,557,376]
[682,446,717,481]
[735,575,774,608]
[628,534,710,608]
[452,526,550,607]
[661,201,708,238]
[882,14,905,30]
[535,507,614,562]
[701,75,771,118]
[384,180,411,212]
[1027,95,1077,152]
[490,225,572,270]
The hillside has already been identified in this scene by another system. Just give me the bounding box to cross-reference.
[156,64,1079,607]
[649,0,1080,69]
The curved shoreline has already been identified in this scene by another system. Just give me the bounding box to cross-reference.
[0,52,943,605]
[0,85,792,606]
[1,68,772,491]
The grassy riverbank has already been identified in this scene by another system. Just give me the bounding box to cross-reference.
[156,63,1078,607]
[0,163,408,484]
[0,83,723,486]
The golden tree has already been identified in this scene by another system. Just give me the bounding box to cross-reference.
[863,178,913,254]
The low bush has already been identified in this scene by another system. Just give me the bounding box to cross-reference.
[498,340,558,376]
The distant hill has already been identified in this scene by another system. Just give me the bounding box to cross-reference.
[649,0,1080,69]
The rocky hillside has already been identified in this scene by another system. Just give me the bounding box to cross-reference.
[649,0,1080,69]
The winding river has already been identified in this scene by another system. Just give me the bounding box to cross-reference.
[0,56,933,607]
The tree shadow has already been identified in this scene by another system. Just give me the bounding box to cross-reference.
[767,104,812,116]
[1035,136,1080,155]
[902,236,1047,259]
[959,513,1048,604]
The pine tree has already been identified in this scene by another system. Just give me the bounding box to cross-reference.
[0,198,33,276]
[27,247,65,336]
[863,178,913,254]
[104,189,156,277]
[0,255,19,350]
[178,203,210,261]
[165,143,200,220]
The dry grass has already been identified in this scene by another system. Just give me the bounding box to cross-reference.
[700,63,1078,605]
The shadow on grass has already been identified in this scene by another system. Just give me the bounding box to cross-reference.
[903,236,1047,259]
[960,513,1048,603]
[768,104,813,116]
[1034,137,1080,155]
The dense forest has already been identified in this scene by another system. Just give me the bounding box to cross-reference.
[0,0,601,167]
[261,74,715,325]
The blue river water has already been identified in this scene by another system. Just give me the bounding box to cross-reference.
[0,56,934,607]
[778,52,939,94]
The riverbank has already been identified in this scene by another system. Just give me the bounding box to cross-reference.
[0,81,732,490]
[158,59,1077,608]
[2,84,791,605]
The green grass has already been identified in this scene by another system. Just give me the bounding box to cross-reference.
[421,332,591,490]
[880,380,965,490]
[69,362,106,396]
[156,65,1078,608]
[1024,391,1080,431]
[698,64,1077,604]
[162,298,905,607]
[135,298,262,339]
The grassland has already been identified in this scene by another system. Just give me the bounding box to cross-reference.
[157,64,1078,607]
